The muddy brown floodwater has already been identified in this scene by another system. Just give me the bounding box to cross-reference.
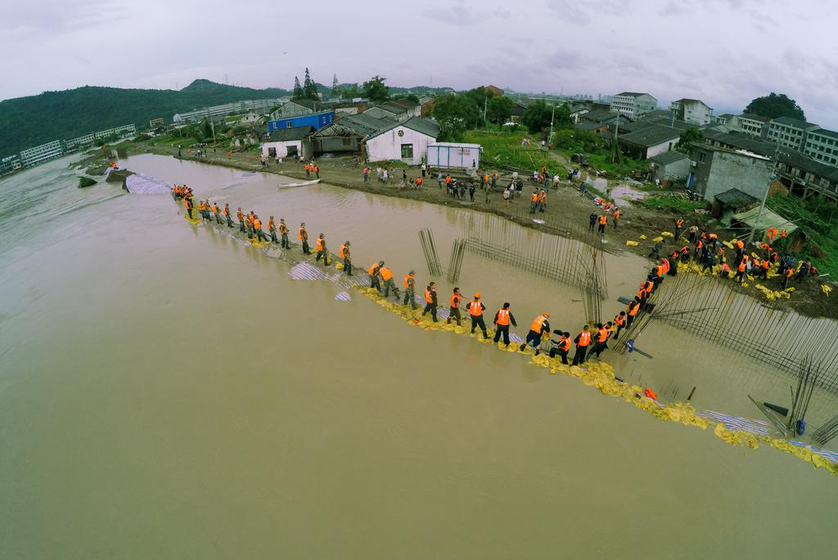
[1,154,836,560]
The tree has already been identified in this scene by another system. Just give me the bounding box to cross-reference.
[394,93,420,104]
[331,74,340,98]
[340,83,361,100]
[486,95,513,125]
[201,119,213,141]
[675,126,704,153]
[363,75,390,102]
[431,94,481,140]
[552,104,572,129]
[292,76,304,99]
[745,93,806,121]
[521,100,553,133]
[302,68,318,100]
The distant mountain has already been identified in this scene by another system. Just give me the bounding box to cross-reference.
[0,79,291,156]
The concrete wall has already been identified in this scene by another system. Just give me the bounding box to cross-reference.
[653,158,691,181]
[645,138,679,159]
[692,149,772,202]
[261,140,302,159]
[366,126,435,165]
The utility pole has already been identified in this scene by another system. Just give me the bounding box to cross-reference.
[749,142,781,243]
[205,107,217,144]
[549,103,556,144]
[484,94,488,129]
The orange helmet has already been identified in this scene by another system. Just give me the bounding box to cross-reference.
[474,292,481,298]
[543,312,550,318]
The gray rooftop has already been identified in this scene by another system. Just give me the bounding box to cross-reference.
[714,188,760,209]
[619,124,681,147]
[771,116,818,129]
[738,113,772,123]
[268,126,314,141]
[616,92,654,98]
[650,150,689,165]
[368,116,440,139]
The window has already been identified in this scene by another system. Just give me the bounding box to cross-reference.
[698,151,707,163]
[286,121,293,129]
[401,143,414,159]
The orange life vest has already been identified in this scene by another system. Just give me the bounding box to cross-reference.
[599,215,607,225]
[615,314,626,326]
[577,331,591,346]
[531,193,538,202]
[529,315,548,333]
[299,228,307,241]
[340,244,349,259]
[253,218,262,230]
[237,210,244,221]
[369,263,380,276]
[279,223,288,234]
[614,210,621,219]
[496,309,510,326]
[596,328,607,343]
[558,338,570,352]
[539,192,546,203]
[424,288,434,304]
[379,266,393,281]
[628,302,639,317]
[450,293,460,309]
[404,273,414,289]
[468,301,483,317]
[212,204,218,213]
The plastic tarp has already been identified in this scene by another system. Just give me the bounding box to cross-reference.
[125,173,171,195]
[733,206,798,235]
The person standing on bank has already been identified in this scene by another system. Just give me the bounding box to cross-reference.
[299,223,310,254]
[403,270,417,309]
[340,241,352,276]
[520,312,550,355]
[572,325,592,365]
[315,233,329,263]
[447,287,462,326]
[279,219,290,248]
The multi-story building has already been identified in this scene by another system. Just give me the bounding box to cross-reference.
[19,140,65,167]
[669,98,713,126]
[765,116,819,151]
[609,92,658,120]
[94,123,137,139]
[803,128,838,167]
[64,133,96,152]
[737,114,770,137]
[173,98,285,124]
[1,154,23,175]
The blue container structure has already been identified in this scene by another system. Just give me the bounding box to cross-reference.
[267,111,335,133]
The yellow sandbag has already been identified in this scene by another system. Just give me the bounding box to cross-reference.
[626,240,639,247]
[823,284,833,296]
[335,263,344,270]
[652,236,664,242]
[639,234,647,240]
[661,231,674,237]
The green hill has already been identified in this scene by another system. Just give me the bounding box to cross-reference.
[0,79,291,156]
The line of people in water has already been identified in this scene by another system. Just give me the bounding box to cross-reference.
[172,183,651,367]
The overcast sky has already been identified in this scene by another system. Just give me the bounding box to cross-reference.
[2,0,837,127]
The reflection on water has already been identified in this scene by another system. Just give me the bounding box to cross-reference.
[1,153,836,560]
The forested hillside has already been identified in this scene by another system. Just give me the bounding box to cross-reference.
[0,79,290,156]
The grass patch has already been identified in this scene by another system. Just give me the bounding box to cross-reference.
[767,194,838,277]
[643,194,707,214]
[78,176,97,188]
[461,129,565,175]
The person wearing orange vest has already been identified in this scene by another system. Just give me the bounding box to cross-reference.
[210,202,220,224]
[314,164,320,179]
[253,215,268,242]
[422,282,438,322]
[520,312,551,354]
[613,209,621,229]
[447,287,462,326]
[783,265,794,290]
[246,211,256,238]
[538,189,547,213]
[492,303,518,346]
[597,214,607,234]
[305,163,311,177]
[315,233,329,264]
[468,293,488,339]
[720,262,731,279]
[758,257,770,279]
[735,255,749,283]
[637,283,648,309]
[674,217,684,239]
[278,219,290,248]
[368,261,383,292]
[236,207,246,233]
[340,241,352,276]
[184,197,193,220]
[591,323,610,358]
[268,216,278,243]
[530,191,539,213]
[572,325,592,366]
[549,331,571,364]
[299,223,310,254]
[380,263,399,298]
[221,203,231,228]
[403,270,417,309]
[614,311,627,339]
[626,297,641,328]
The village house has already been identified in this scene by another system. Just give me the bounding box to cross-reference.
[610,92,658,120]
[649,150,691,183]
[688,144,773,202]
[261,126,314,161]
[364,117,440,165]
[765,116,820,151]
[668,98,713,126]
[267,111,335,133]
[736,114,771,138]
[615,123,681,159]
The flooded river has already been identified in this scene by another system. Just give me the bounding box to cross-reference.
[1,154,836,559]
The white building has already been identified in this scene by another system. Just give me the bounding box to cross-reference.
[65,133,96,151]
[765,116,819,151]
[174,98,284,124]
[737,114,771,137]
[95,123,137,139]
[261,127,313,160]
[427,143,481,169]
[365,117,440,165]
[610,92,658,120]
[20,140,65,167]
[804,128,838,167]
[669,98,713,126]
